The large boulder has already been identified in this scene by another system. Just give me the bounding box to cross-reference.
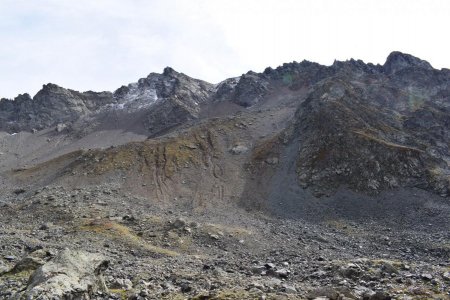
[20,249,109,299]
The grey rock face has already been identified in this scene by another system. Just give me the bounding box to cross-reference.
[215,69,290,107]
[19,249,109,300]
[0,85,114,133]
[214,77,240,100]
[116,67,214,136]
[263,60,333,89]
[114,67,212,112]
[229,71,269,107]
[384,51,433,74]
[0,67,214,136]
[292,61,450,196]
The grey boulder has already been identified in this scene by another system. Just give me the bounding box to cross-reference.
[19,249,109,300]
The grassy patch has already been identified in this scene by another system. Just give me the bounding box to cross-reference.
[352,130,424,153]
[0,270,33,281]
[109,289,128,300]
[80,128,219,178]
[252,134,281,161]
[369,259,404,268]
[80,219,178,257]
[323,219,358,234]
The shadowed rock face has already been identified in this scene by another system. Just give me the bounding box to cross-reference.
[383,51,433,75]
[293,78,448,196]
[0,85,115,132]
[225,71,269,107]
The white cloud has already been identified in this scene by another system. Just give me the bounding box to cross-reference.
[0,0,449,98]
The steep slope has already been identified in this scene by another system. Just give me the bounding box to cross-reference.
[293,77,449,196]
[9,118,257,213]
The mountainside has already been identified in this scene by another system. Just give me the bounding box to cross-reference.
[2,51,448,199]
[0,52,449,299]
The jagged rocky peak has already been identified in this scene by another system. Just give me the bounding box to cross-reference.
[41,82,63,91]
[261,60,329,82]
[34,83,84,103]
[233,71,270,107]
[114,66,213,106]
[0,82,116,133]
[215,60,332,106]
[0,93,31,105]
[383,51,433,74]
[331,58,384,76]
[0,52,448,137]
[113,71,167,110]
[0,94,31,115]
[214,70,269,107]
[162,66,178,76]
[214,77,240,101]
[34,83,75,102]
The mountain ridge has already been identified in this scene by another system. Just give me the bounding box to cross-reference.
[2,51,447,105]
[1,50,449,199]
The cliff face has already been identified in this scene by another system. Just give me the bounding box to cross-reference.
[274,52,449,197]
[0,85,115,132]
[293,77,449,196]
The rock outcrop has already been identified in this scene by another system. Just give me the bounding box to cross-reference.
[0,86,114,133]
[17,249,109,300]
[0,67,214,136]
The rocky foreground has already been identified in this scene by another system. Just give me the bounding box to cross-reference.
[0,186,449,299]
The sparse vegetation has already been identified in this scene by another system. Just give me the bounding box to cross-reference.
[80,219,179,256]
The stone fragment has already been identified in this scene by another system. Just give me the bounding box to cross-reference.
[281,283,297,294]
[306,287,340,300]
[230,145,249,154]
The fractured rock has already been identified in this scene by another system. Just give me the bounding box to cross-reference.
[20,249,109,299]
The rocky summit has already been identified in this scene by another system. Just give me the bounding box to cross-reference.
[0,52,449,299]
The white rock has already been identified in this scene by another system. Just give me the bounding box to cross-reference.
[230,145,249,154]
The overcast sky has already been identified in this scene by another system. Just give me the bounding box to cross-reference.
[0,0,449,99]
